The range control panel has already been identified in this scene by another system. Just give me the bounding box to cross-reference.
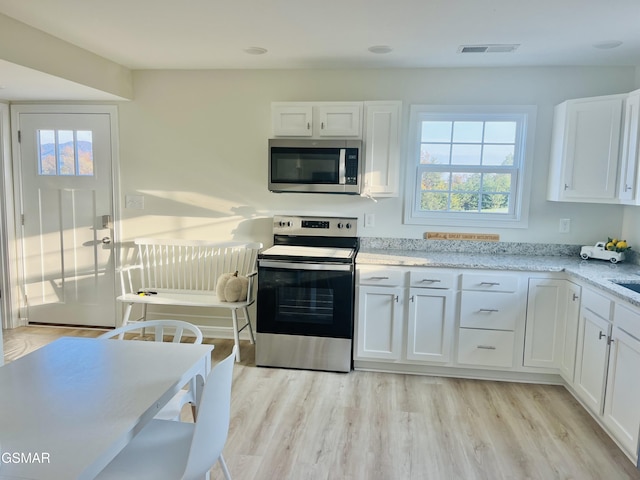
[273,215,358,237]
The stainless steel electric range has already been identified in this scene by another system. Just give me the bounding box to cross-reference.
[256,215,359,373]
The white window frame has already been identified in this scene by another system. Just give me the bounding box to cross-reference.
[404,105,536,229]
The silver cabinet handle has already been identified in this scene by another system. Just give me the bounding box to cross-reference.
[394,295,399,302]
[307,122,311,130]
[479,308,499,313]
[102,237,112,244]
[369,276,389,280]
[409,295,415,302]
[419,279,441,283]
[321,122,325,129]
[572,293,579,301]
[480,282,500,286]
[564,183,570,190]
[599,331,607,340]
[477,345,496,350]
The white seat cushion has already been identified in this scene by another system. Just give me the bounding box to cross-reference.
[95,420,194,479]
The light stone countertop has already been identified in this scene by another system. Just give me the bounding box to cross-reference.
[357,248,640,308]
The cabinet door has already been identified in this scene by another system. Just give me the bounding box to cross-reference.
[355,285,403,361]
[524,279,567,369]
[406,288,454,363]
[560,97,623,201]
[362,101,401,197]
[574,308,611,414]
[317,104,362,137]
[603,326,640,462]
[619,91,640,203]
[560,282,581,382]
[271,104,313,136]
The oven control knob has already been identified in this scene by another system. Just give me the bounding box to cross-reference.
[337,222,344,229]
[346,223,352,229]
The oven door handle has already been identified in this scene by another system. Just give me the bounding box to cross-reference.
[259,260,352,272]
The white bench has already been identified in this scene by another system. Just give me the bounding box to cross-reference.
[117,238,262,362]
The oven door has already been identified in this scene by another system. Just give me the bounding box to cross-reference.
[257,260,354,339]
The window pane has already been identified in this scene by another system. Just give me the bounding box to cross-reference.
[450,193,479,212]
[57,130,75,175]
[482,173,511,193]
[421,121,452,142]
[421,192,449,211]
[482,144,515,166]
[484,122,516,143]
[421,143,450,164]
[452,122,483,143]
[481,194,510,213]
[38,130,56,175]
[451,172,480,191]
[77,130,94,176]
[421,171,450,190]
[451,144,481,165]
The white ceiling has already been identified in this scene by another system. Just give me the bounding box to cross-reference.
[0,0,639,99]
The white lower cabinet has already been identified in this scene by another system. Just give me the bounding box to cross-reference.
[406,287,454,363]
[574,307,611,414]
[355,285,403,361]
[457,328,515,368]
[524,278,581,376]
[456,272,523,369]
[602,304,640,463]
[355,266,456,365]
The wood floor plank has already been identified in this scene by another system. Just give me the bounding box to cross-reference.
[4,326,640,480]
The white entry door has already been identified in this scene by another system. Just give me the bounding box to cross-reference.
[14,108,117,327]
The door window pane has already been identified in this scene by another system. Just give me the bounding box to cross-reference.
[38,130,56,175]
[37,129,94,177]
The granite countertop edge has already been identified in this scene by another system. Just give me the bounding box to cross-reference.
[357,248,640,308]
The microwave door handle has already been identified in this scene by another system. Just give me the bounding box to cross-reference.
[338,149,346,184]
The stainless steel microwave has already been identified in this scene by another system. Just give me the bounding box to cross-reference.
[268,139,362,194]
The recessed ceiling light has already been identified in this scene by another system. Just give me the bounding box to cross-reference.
[368,45,393,54]
[244,47,267,55]
[592,40,623,50]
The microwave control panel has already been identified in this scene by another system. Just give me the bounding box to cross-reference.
[345,149,358,185]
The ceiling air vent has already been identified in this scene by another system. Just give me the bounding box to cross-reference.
[458,44,520,54]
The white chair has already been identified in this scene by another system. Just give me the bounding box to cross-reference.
[99,319,204,421]
[95,346,237,480]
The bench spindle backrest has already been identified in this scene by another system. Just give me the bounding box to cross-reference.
[135,239,261,292]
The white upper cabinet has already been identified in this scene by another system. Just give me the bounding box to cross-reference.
[362,101,402,198]
[547,94,625,203]
[271,104,313,137]
[618,89,640,204]
[271,102,362,138]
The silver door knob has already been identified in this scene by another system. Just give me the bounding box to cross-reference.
[102,237,111,244]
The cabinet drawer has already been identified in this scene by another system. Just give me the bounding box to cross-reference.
[461,273,519,293]
[357,266,404,286]
[460,291,519,330]
[409,269,456,289]
[582,288,613,320]
[458,328,515,368]
[615,303,640,340]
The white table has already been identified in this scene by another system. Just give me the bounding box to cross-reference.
[0,336,213,480]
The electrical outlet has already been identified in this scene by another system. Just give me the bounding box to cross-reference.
[364,213,375,227]
[559,218,570,234]
[125,194,145,210]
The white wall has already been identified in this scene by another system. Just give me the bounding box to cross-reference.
[116,67,636,247]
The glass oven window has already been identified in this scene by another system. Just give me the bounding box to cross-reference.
[257,266,354,338]
[277,286,334,325]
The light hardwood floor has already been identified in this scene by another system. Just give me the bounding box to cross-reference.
[4,326,640,480]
